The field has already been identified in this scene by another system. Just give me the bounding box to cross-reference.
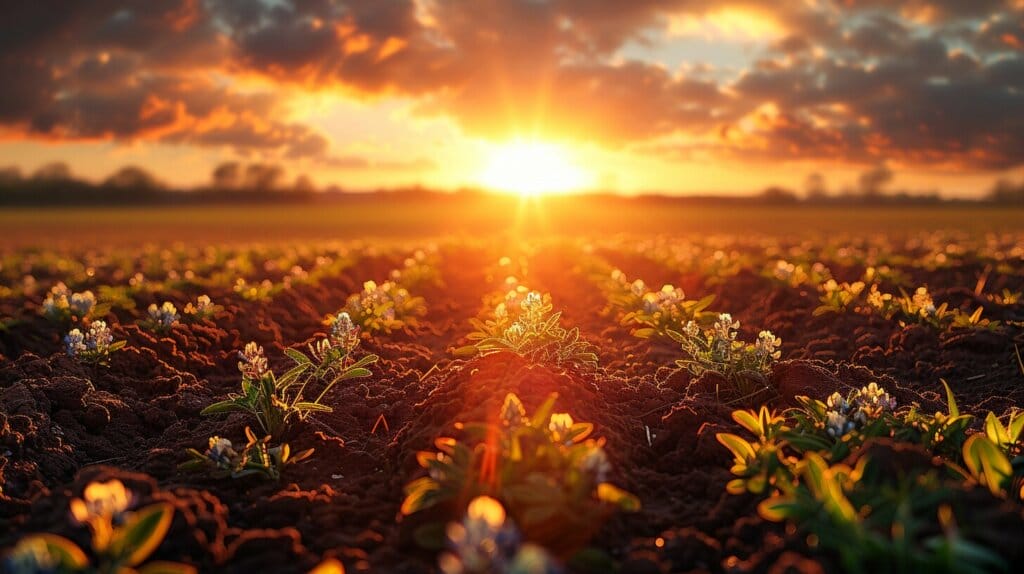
[2,201,1024,573]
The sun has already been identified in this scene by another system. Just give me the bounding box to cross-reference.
[478,141,593,196]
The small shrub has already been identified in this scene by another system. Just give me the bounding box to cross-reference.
[64,320,126,365]
[202,334,377,437]
[402,393,638,553]
[42,282,99,323]
[344,280,426,333]
[183,295,222,321]
[455,291,598,371]
[4,479,194,574]
[180,426,313,481]
[143,301,180,333]
[669,313,781,401]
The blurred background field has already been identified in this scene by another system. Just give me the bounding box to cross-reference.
[4,195,1024,246]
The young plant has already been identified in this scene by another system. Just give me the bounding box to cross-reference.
[180,426,313,481]
[344,280,426,333]
[42,282,101,323]
[182,295,222,321]
[4,479,195,574]
[233,278,280,302]
[143,302,180,333]
[202,328,377,437]
[669,313,782,402]
[764,260,832,289]
[402,393,639,554]
[64,321,126,365]
[456,291,599,371]
[620,282,717,340]
[865,285,998,331]
[759,452,1007,574]
[716,406,794,495]
[813,280,865,316]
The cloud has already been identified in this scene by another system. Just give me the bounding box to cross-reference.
[0,0,1023,171]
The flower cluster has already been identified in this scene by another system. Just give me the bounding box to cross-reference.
[641,284,687,314]
[767,260,831,288]
[64,320,123,363]
[181,427,313,481]
[460,290,599,370]
[329,311,360,353]
[41,282,96,321]
[814,279,866,316]
[238,342,269,380]
[824,382,897,438]
[603,268,717,340]
[344,279,425,333]
[404,393,639,556]
[438,496,557,574]
[671,313,782,401]
[184,294,221,320]
[146,301,180,332]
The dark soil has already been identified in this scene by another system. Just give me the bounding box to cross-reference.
[1,238,1023,573]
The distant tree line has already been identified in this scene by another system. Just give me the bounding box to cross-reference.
[0,160,1023,206]
[0,161,320,205]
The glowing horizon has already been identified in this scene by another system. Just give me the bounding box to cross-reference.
[1,1,1023,197]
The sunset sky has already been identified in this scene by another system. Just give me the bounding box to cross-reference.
[2,0,1024,196]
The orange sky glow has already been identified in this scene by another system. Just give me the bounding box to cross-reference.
[2,1,1024,196]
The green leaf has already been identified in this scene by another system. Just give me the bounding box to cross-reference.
[284,348,312,366]
[334,367,372,381]
[596,483,641,511]
[292,402,333,413]
[116,502,174,566]
[529,393,559,428]
[452,345,480,358]
[348,354,379,369]
[758,497,796,522]
[200,400,246,416]
[985,412,1009,445]
[963,435,1013,496]
[22,534,89,569]
[942,379,959,418]
[717,433,755,462]
[401,477,441,515]
[732,409,762,436]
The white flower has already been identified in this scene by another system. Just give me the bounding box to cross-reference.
[714,313,739,341]
[521,291,542,312]
[65,329,86,357]
[579,445,611,484]
[330,311,360,352]
[912,287,936,317]
[207,437,237,466]
[147,301,180,329]
[87,320,114,352]
[826,392,848,413]
[755,330,781,361]
[548,413,574,443]
[69,290,96,317]
[826,410,854,438]
[238,342,269,379]
[70,479,132,525]
[683,320,700,338]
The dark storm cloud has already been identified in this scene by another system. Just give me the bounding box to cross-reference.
[1,0,1023,169]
